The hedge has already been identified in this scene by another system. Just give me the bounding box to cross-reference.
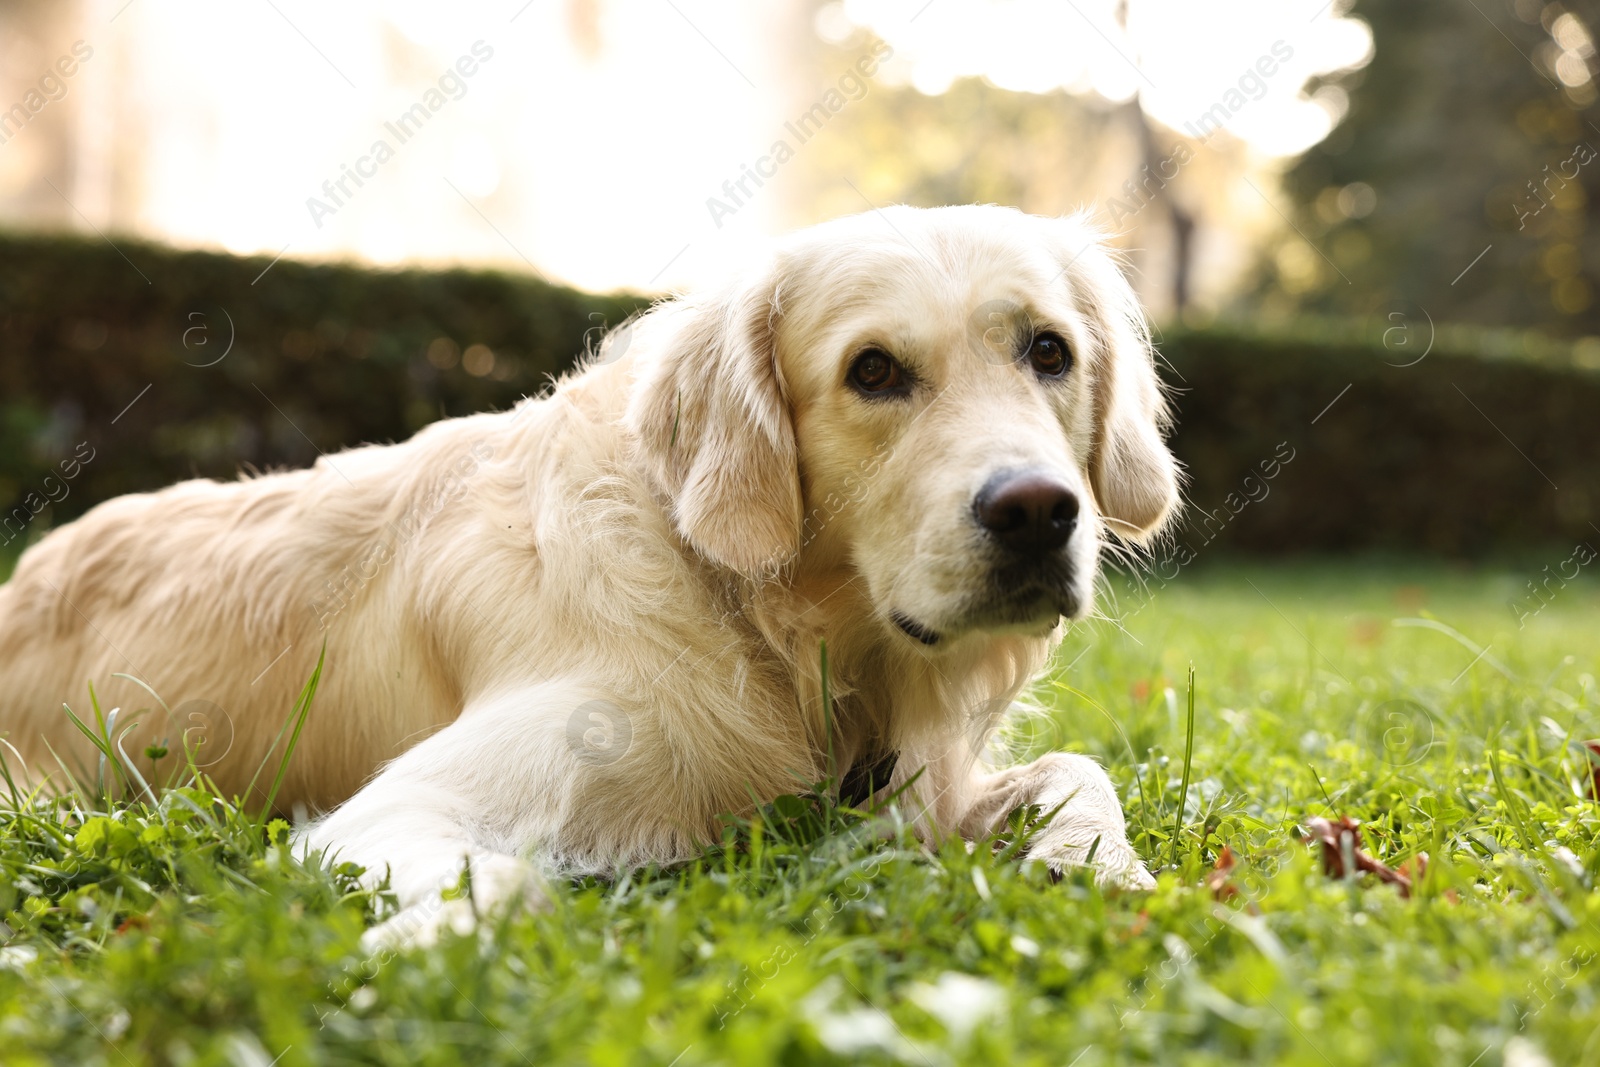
[1160,323,1599,556]
[1,230,1595,557]
[0,230,648,549]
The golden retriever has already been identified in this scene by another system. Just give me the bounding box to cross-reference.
[0,204,1178,943]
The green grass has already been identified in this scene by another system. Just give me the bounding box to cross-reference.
[4,558,1600,1066]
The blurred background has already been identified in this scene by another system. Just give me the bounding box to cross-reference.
[0,0,1596,566]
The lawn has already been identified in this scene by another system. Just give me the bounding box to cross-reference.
[3,558,1599,1066]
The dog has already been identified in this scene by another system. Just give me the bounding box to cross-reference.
[0,204,1179,943]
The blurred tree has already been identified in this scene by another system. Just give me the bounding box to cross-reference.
[792,75,1127,219]
[789,5,1187,310]
[789,0,1369,321]
[787,65,1260,320]
[1258,0,1600,339]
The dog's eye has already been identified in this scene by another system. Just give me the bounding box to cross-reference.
[849,348,906,395]
[1028,332,1072,378]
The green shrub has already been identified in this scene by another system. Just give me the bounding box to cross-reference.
[1160,323,1600,556]
[1,231,1594,556]
[0,229,647,544]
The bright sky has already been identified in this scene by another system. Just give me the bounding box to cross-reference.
[38,0,1371,293]
[833,0,1374,156]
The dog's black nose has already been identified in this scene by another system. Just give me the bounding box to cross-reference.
[974,470,1079,555]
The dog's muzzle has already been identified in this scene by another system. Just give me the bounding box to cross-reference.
[972,467,1083,625]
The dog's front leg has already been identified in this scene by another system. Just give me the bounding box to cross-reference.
[301,776,543,951]
[957,753,1156,889]
[299,683,592,949]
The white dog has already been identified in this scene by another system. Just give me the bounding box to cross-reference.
[0,205,1178,942]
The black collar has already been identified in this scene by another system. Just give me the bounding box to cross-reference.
[837,749,899,807]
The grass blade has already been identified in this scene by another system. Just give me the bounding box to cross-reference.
[820,639,835,784]
[257,643,325,820]
[1170,663,1196,870]
[0,738,28,809]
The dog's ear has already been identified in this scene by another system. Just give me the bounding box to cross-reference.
[1054,219,1181,543]
[624,264,801,576]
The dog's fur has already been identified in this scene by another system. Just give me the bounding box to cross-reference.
[0,205,1179,942]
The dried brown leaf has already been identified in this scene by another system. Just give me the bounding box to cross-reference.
[1304,815,1417,898]
[1205,844,1239,900]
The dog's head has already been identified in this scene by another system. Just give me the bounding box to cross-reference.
[626,204,1179,647]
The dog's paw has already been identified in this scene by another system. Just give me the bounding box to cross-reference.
[362,897,478,953]
[1002,753,1157,891]
[1094,856,1158,891]
[360,855,547,954]
[1039,849,1157,891]
[1030,832,1157,891]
